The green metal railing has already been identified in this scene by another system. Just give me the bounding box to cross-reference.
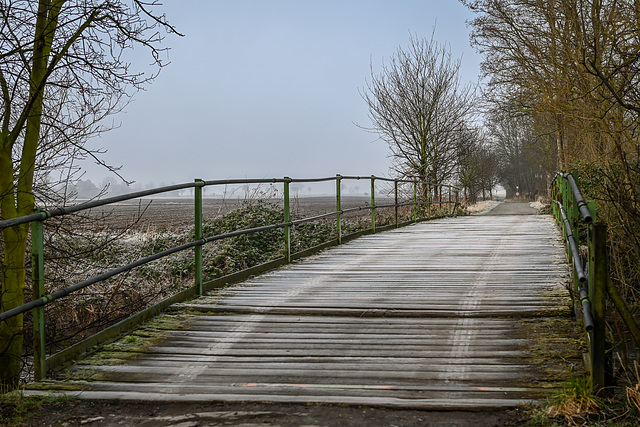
[551,172,606,392]
[553,172,640,394]
[0,174,459,381]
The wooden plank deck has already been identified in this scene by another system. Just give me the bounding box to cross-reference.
[29,214,583,410]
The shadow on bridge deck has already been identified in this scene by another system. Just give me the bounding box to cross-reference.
[25,213,584,411]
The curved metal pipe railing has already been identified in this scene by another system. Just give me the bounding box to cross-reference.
[553,172,593,223]
[551,171,616,392]
[552,199,593,331]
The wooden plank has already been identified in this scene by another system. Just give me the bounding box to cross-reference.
[22,389,537,410]
[30,215,583,409]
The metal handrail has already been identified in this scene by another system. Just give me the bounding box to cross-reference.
[554,172,593,223]
[0,174,460,380]
[0,175,459,230]
[551,172,605,391]
[0,221,290,322]
[552,199,593,331]
[0,182,202,229]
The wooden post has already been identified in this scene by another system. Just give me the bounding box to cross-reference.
[589,222,607,393]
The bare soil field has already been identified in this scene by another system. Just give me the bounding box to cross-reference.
[82,196,396,231]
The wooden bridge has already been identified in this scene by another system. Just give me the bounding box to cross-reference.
[26,203,583,410]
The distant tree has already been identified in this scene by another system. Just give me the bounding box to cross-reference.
[486,110,554,199]
[360,34,476,198]
[455,127,499,203]
[0,0,178,389]
[73,179,100,199]
[462,1,640,382]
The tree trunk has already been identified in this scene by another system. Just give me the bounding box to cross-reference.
[0,0,62,389]
[0,225,28,389]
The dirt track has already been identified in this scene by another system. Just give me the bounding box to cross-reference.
[24,400,529,426]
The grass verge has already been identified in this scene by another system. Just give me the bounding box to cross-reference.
[0,391,76,426]
[527,375,640,426]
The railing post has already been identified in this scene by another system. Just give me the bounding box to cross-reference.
[560,177,578,293]
[448,186,452,216]
[413,181,418,221]
[194,179,204,296]
[31,217,46,381]
[438,185,443,217]
[455,190,459,217]
[426,182,431,219]
[370,175,376,233]
[552,179,559,219]
[394,180,399,227]
[336,174,342,244]
[589,222,607,393]
[284,177,291,263]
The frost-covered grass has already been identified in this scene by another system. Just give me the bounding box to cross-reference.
[464,200,500,214]
[27,199,443,364]
[35,201,342,354]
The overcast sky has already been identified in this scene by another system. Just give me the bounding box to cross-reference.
[81,0,482,189]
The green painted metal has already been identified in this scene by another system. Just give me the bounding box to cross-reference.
[370,176,376,234]
[588,200,596,223]
[589,223,607,392]
[194,179,204,296]
[426,183,430,219]
[394,180,399,227]
[413,182,418,221]
[336,174,342,245]
[551,172,606,393]
[284,177,291,263]
[31,218,46,381]
[1,173,463,379]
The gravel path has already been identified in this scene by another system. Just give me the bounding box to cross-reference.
[481,202,539,216]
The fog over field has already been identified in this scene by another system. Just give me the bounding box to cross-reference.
[79,1,481,190]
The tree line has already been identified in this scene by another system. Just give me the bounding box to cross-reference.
[360,32,545,203]
[362,2,640,394]
[363,3,640,327]
[462,0,640,339]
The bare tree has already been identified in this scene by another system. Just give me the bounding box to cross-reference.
[360,34,476,198]
[0,0,179,389]
[487,110,553,199]
[456,128,499,203]
[463,0,640,384]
